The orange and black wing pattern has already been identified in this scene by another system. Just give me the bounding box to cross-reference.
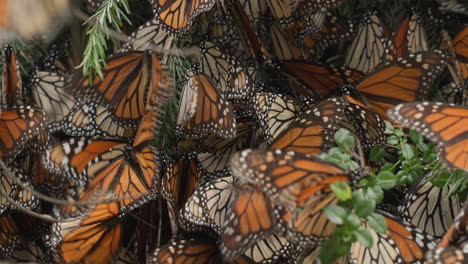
[56,51,168,139]
[356,50,449,119]
[221,183,276,261]
[161,158,202,219]
[350,211,437,263]
[53,200,123,264]
[0,214,22,257]
[345,10,391,74]
[270,97,346,155]
[2,45,23,107]
[0,106,47,162]
[76,52,163,121]
[149,238,219,264]
[151,0,216,36]
[452,26,468,83]
[389,12,428,60]
[177,69,237,139]
[281,62,364,99]
[388,102,468,170]
[230,149,349,210]
[149,237,256,264]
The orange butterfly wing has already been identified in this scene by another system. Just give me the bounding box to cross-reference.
[388,102,468,170]
[221,184,276,261]
[270,97,346,155]
[453,26,468,82]
[56,200,122,264]
[0,107,47,162]
[2,46,23,106]
[356,50,449,119]
[179,70,237,139]
[152,0,216,34]
[281,62,364,99]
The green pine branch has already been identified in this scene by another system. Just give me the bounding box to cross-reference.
[82,0,131,80]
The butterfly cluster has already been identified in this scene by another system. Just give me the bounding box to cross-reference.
[0,0,467,263]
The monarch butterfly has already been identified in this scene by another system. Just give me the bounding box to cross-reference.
[243,234,295,264]
[434,30,468,105]
[439,201,467,248]
[53,198,125,264]
[177,68,237,140]
[0,164,17,214]
[47,109,159,204]
[221,183,278,260]
[426,244,468,264]
[426,201,468,263]
[389,11,429,61]
[30,70,74,123]
[271,96,385,155]
[179,176,295,263]
[208,11,245,61]
[0,214,22,258]
[119,18,175,53]
[161,157,202,222]
[298,13,355,57]
[398,174,461,239]
[149,237,257,264]
[196,121,258,177]
[51,109,160,263]
[2,45,23,107]
[450,27,467,86]
[224,0,272,65]
[4,240,57,263]
[150,0,216,36]
[349,210,437,263]
[387,102,468,170]
[269,97,343,155]
[39,40,74,76]
[280,62,364,100]
[229,149,349,246]
[345,10,391,74]
[52,51,169,140]
[199,41,254,102]
[294,0,345,12]
[0,106,48,162]
[4,159,39,212]
[354,50,450,119]
[269,20,303,61]
[253,92,300,144]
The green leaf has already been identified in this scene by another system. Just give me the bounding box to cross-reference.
[377,171,398,189]
[324,205,347,225]
[381,163,394,172]
[401,143,414,160]
[346,214,361,229]
[343,135,356,150]
[349,160,360,170]
[384,121,394,134]
[354,196,375,217]
[330,182,352,201]
[387,135,399,145]
[354,229,373,248]
[334,129,349,145]
[394,129,404,137]
[370,147,385,162]
[366,185,384,204]
[320,235,350,264]
[409,130,422,143]
[367,213,387,234]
